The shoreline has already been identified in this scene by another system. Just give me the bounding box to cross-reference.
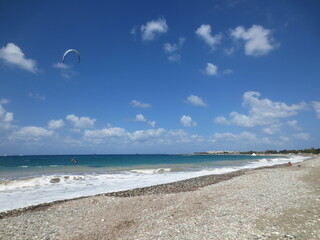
[1,156,319,239]
[0,161,291,219]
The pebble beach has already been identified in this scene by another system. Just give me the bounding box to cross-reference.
[0,156,319,240]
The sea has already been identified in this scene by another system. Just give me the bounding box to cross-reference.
[0,154,309,212]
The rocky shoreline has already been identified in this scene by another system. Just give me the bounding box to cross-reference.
[0,158,319,239]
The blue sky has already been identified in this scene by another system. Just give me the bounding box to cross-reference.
[0,0,319,154]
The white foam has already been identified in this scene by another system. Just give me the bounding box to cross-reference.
[131,168,171,174]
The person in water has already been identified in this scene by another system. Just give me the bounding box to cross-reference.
[71,158,78,164]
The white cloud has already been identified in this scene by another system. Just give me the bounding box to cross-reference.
[287,120,301,130]
[130,25,138,35]
[215,91,307,127]
[164,37,185,62]
[148,121,156,128]
[195,24,222,50]
[3,112,13,123]
[10,126,53,141]
[134,114,156,128]
[0,103,7,117]
[223,69,233,75]
[0,43,38,73]
[0,99,10,105]
[53,62,76,79]
[262,124,281,135]
[0,99,14,131]
[205,63,218,76]
[163,37,185,53]
[84,127,128,139]
[66,114,96,128]
[82,126,203,146]
[129,128,165,141]
[131,100,151,108]
[135,114,147,122]
[230,25,278,56]
[187,95,207,106]
[312,101,320,118]
[180,115,197,127]
[28,93,46,101]
[140,18,168,41]
[52,62,70,69]
[210,131,256,143]
[168,54,181,62]
[0,99,13,121]
[48,119,65,130]
[294,132,310,140]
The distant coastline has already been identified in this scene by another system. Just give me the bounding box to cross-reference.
[193,147,320,156]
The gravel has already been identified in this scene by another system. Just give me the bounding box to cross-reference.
[0,157,319,240]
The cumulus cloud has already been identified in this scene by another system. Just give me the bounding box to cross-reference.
[0,43,38,73]
[195,24,222,50]
[210,131,256,143]
[0,99,14,130]
[163,37,185,62]
[129,128,165,141]
[3,112,13,123]
[230,25,278,56]
[164,37,185,53]
[10,126,53,141]
[187,95,207,106]
[83,126,202,145]
[134,114,156,128]
[215,91,307,127]
[66,114,96,128]
[180,115,197,127]
[140,18,168,41]
[135,114,147,122]
[48,119,65,130]
[131,100,151,108]
[204,63,218,76]
[84,127,128,139]
[312,101,320,118]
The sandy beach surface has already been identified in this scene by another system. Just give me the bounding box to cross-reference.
[0,156,319,240]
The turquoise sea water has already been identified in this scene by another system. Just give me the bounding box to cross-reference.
[0,154,308,212]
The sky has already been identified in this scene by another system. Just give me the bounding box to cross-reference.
[0,0,319,155]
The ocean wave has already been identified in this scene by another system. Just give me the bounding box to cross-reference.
[131,168,171,174]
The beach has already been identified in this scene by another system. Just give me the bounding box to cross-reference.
[0,156,319,240]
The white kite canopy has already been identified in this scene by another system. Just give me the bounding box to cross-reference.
[62,49,80,63]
